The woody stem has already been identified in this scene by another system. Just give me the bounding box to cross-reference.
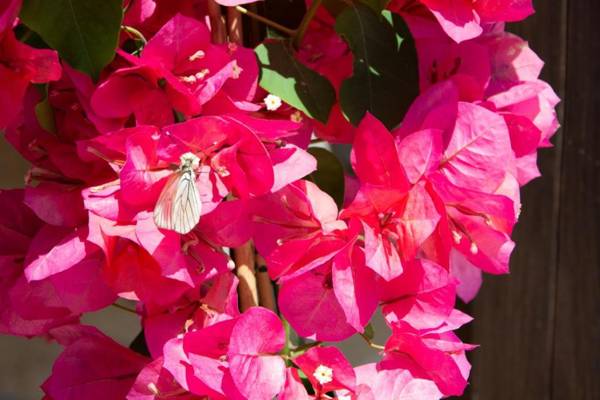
[227,6,244,44]
[208,0,228,44]
[255,254,277,311]
[234,241,259,312]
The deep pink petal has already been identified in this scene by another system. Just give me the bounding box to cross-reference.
[352,113,409,190]
[295,346,356,393]
[279,267,355,341]
[42,332,149,400]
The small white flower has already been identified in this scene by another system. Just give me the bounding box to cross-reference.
[313,364,333,385]
[264,94,282,111]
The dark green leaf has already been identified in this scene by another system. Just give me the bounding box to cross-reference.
[323,0,348,16]
[363,322,375,341]
[255,41,336,123]
[35,92,55,134]
[361,0,392,12]
[307,147,345,208]
[20,0,123,79]
[129,330,150,357]
[335,4,419,129]
[324,0,391,16]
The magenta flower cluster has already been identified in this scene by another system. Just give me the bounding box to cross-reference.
[0,0,559,399]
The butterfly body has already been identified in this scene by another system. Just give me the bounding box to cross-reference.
[154,152,202,234]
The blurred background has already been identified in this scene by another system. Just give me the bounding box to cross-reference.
[1,0,599,399]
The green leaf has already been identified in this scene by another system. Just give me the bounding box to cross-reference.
[361,0,392,12]
[323,0,348,16]
[323,0,391,16]
[35,96,55,134]
[307,147,345,209]
[255,41,336,123]
[363,322,375,341]
[20,0,123,79]
[335,4,419,129]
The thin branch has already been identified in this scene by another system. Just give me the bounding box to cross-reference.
[235,6,296,36]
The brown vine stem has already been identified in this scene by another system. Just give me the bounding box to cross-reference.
[255,254,277,311]
[235,6,296,37]
[227,7,244,44]
[234,241,259,311]
[225,12,259,313]
[207,0,228,44]
[293,0,322,48]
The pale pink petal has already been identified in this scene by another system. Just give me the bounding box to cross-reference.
[332,245,378,332]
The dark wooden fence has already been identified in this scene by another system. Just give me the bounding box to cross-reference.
[460,1,600,398]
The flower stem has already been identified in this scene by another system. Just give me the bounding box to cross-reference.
[283,318,292,357]
[235,6,296,37]
[289,340,322,357]
[293,0,322,49]
[360,332,386,351]
[121,25,147,44]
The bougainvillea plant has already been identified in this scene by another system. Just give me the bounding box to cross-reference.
[0,0,559,398]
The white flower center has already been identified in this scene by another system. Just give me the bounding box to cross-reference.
[264,94,282,111]
[313,364,333,385]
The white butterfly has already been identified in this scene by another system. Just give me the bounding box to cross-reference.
[154,152,202,234]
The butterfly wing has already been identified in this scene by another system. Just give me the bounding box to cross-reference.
[154,170,201,234]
